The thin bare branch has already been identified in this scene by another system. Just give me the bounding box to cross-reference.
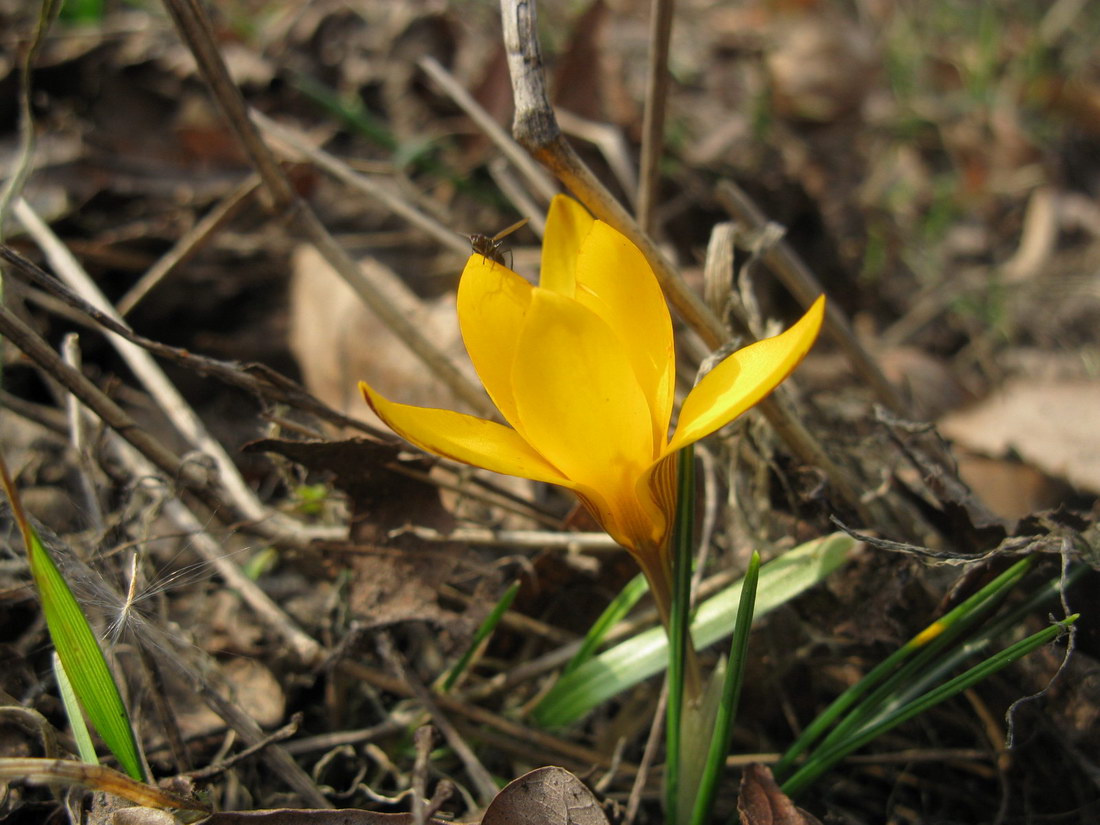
[636,0,675,233]
[418,55,558,204]
[15,197,272,524]
[160,0,496,418]
[118,174,262,316]
[252,110,470,257]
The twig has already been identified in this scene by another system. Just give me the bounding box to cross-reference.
[418,55,558,204]
[411,725,434,825]
[337,658,624,772]
[379,637,499,807]
[0,0,62,240]
[400,525,616,549]
[251,110,470,257]
[624,678,667,825]
[557,109,638,205]
[636,0,675,234]
[185,713,302,781]
[0,243,386,441]
[14,197,272,524]
[118,173,262,316]
[498,0,870,518]
[716,180,907,414]
[159,0,496,419]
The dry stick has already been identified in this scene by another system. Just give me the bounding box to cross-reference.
[417,55,558,205]
[0,334,328,800]
[337,659,625,773]
[0,305,216,501]
[1,245,385,444]
[624,680,668,825]
[117,173,262,316]
[251,110,470,257]
[380,638,499,807]
[636,0,675,235]
[159,0,495,419]
[498,0,869,518]
[0,304,327,668]
[489,157,547,236]
[15,197,272,525]
[716,180,907,415]
[556,109,638,205]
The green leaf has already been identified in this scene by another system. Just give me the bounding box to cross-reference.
[533,533,855,727]
[53,652,98,766]
[440,580,520,692]
[689,550,760,825]
[563,572,648,676]
[1,458,145,781]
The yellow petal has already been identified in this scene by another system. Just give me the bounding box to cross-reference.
[359,381,569,486]
[455,255,533,428]
[511,288,655,502]
[539,195,595,296]
[574,221,676,444]
[667,296,826,452]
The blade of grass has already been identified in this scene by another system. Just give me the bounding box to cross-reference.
[774,555,1034,777]
[439,580,520,692]
[870,562,1087,719]
[53,652,98,766]
[781,614,1077,797]
[690,550,760,825]
[0,454,146,781]
[665,444,695,821]
[563,572,648,676]
[533,533,854,727]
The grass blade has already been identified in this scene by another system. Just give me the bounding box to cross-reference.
[563,572,648,676]
[440,579,520,692]
[53,652,98,766]
[773,555,1034,777]
[533,533,854,727]
[781,614,1078,797]
[1,454,146,781]
[689,550,760,825]
[665,444,695,821]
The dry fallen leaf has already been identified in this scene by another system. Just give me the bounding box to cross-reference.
[480,766,609,825]
[737,764,821,825]
[939,378,1100,495]
[287,244,471,425]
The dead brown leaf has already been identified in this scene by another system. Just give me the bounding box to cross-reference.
[939,378,1100,495]
[737,764,821,825]
[480,766,609,825]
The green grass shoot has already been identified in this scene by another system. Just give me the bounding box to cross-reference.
[1,453,146,781]
[532,533,854,727]
[439,579,520,692]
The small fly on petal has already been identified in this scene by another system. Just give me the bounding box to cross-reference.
[469,217,529,267]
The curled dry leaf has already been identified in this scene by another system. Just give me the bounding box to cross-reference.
[480,766,609,825]
[738,764,822,825]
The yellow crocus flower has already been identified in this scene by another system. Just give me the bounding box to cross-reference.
[360,195,824,628]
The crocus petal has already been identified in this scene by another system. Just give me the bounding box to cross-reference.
[539,194,595,296]
[574,221,676,444]
[359,381,570,486]
[667,295,826,453]
[455,255,533,429]
[511,288,655,510]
